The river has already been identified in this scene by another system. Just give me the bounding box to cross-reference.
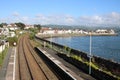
[47,35,120,63]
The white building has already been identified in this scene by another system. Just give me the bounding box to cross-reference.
[0,28,9,36]
[7,24,19,31]
[109,29,115,34]
[9,32,16,37]
[24,25,34,29]
[57,30,64,34]
[96,29,108,33]
[9,27,18,31]
[42,30,55,34]
[0,40,9,53]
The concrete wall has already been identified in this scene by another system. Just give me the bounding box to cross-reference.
[0,42,9,53]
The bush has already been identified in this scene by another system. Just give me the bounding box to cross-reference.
[7,36,18,46]
[29,33,35,40]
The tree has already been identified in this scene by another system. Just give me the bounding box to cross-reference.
[2,23,7,26]
[0,23,7,28]
[15,22,25,30]
[34,24,41,32]
[0,24,3,28]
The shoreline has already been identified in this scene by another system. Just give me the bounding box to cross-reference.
[36,33,118,38]
[35,36,120,79]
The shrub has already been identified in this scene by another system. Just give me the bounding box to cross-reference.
[7,36,18,46]
[29,33,35,40]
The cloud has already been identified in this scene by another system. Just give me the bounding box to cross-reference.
[64,15,75,24]
[34,14,50,24]
[110,12,120,19]
[10,12,31,24]
[78,15,103,25]
[78,12,120,26]
[12,12,20,17]
[0,12,120,26]
[101,12,120,25]
[0,18,8,23]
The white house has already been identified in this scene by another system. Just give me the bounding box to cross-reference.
[96,29,108,33]
[8,24,19,31]
[9,32,16,37]
[9,27,18,31]
[62,30,71,34]
[109,29,115,34]
[24,25,34,29]
[0,28,9,36]
[42,30,55,34]
[0,40,9,53]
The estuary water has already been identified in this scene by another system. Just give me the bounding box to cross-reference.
[47,35,120,63]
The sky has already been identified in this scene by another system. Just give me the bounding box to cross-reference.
[0,0,120,26]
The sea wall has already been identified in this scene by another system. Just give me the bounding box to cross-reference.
[35,36,120,79]
[57,53,117,80]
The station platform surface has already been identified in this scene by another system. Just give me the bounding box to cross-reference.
[0,47,16,80]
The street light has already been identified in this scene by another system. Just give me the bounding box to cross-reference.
[50,33,52,48]
[1,27,5,61]
[89,32,92,75]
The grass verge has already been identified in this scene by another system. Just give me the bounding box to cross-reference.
[0,47,8,66]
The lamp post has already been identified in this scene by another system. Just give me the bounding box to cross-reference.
[50,33,52,48]
[1,28,4,61]
[89,32,92,75]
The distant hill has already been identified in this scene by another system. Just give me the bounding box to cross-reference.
[42,24,120,33]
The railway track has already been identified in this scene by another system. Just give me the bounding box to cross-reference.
[18,36,32,80]
[18,35,58,80]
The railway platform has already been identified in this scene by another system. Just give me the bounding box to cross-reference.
[40,47,96,80]
[0,47,16,80]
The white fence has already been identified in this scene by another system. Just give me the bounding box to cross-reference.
[0,42,9,53]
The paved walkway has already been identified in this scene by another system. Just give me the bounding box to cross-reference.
[0,47,16,80]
